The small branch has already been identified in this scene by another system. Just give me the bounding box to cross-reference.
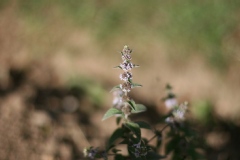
[148,134,157,143]
[147,124,169,143]
[160,124,169,132]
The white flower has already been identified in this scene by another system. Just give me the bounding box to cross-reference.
[172,102,188,121]
[173,110,185,120]
[112,90,124,109]
[165,98,178,109]
[165,117,174,124]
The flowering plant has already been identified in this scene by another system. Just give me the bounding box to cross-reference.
[84,46,204,160]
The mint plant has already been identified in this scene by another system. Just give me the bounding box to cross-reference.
[83,46,205,160]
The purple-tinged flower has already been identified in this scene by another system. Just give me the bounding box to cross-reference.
[132,141,148,158]
[165,98,178,109]
[122,53,132,62]
[120,62,134,71]
[83,147,98,159]
[120,72,132,81]
[133,141,141,149]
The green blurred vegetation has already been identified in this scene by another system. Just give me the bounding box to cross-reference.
[66,75,107,106]
[15,0,240,70]
[192,100,213,124]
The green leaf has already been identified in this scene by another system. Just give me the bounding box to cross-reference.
[131,104,147,113]
[114,154,125,160]
[112,148,121,154]
[119,139,128,144]
[133,64,140,67]
[131,83,142,88]
[127,144,135,158]
[129,135,140,144]
[135,121,152,130]
[128,79,133,84]
[116,117,122,125]
[127,100,136,110]
[113,66,122,69]
[166,136,181,154]
[146,152,166,159]
[124,122,141,141]
[107,128,124,150]
[110,85,121,92]
[102,108,122,121]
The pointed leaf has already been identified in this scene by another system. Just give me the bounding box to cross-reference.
[116,117,122,125]
[128,79,133,83]
[132,83,142,88]
[135,121,152,130]
[119,139,128,144]
[131,104,147,113]
[166,136,181,154]
[113,66,122,69]
[114,154,125,160]
[127,100,136,110]
[112,148,121,154]
[102,108,122,121]
[133,64,140,67]
[124,122,141,141]
[129,134,140,144]
[107,128,124,150]
[110,85,121,92]
[146,152,166,159]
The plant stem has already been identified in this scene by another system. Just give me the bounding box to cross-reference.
[160,124,169,132]
[147,124,169,143]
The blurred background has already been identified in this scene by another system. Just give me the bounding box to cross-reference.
[0,0,240,159]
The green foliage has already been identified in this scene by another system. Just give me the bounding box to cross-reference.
[131,83,142,88]
[100,86,204,159]
[135,121,152,130]
[158,0,240,69]
[128,100,136,110]
[114,154,125,160]
[84,46,206,159]
[67,76,106,106]
[131,104,147,114]
[124,122,141,141]
[0,0,8,9]
[102,108,122,121]
[107,128,125,151]
[145,152,165,160]
[114,66,123,69]
[110,85,121,93]
[192,100,213,124]
[14,0,240,70]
